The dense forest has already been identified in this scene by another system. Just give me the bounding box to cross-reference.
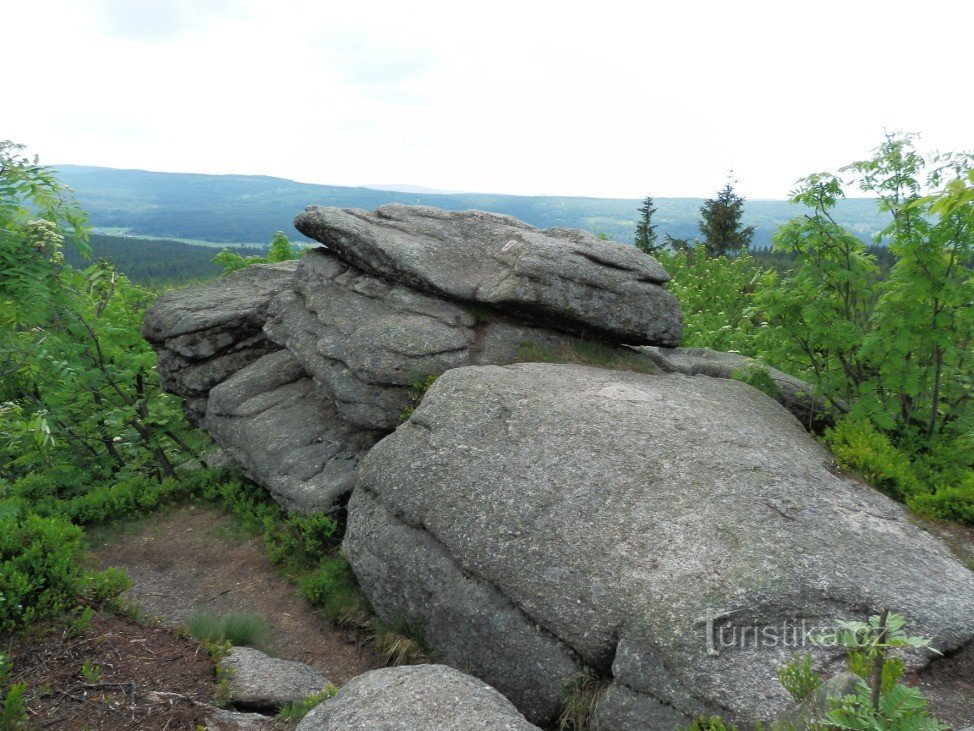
[54,164,891,249]
[61,233,263,287]
[2,135,972,728]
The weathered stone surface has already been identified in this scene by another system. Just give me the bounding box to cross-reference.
[142,261,298,422]
[296,664,539,731]
[205,707,278,730]
[265,249,648,430]
[294,204,682,346]
[223,646,328,711]
[205,350,380,512]
[640,345,843,430]
[345,363,974,727]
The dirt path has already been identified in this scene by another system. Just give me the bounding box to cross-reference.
[88,504,381,686]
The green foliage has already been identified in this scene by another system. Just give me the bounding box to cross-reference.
[777,653,822,702]
[0,681,27,730]
[731,362,781,401]
[822,680,947,730]
[213,230,297,274]
[79,658,102,683]
[824,418,924,501]
[698,177,755,257]
[813,611,945,731]
[662,136,974,525]
[657,248,773,353]
[634,195,661,254]
[264,512,341,568]
[0,505,128,633]
[298,553,371,627]
[277,685,339,720]
[184,611,270,648]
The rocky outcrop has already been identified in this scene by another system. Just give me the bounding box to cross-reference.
[344,363,974,728]
[204,350,379,512]
[295,204,683,346]
[142,261,298,423]
[296,665,538,731]
[143,206,677,509]
[222,646,329,711]
[640,345,844,430]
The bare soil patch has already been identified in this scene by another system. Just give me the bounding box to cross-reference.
[7,611,216,730]
[88,504,380,686]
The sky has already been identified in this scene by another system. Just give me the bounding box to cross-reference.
[5,0,972,199]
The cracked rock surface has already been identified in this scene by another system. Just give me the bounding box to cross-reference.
[295,204,683,345]
[345,363,974,727]
[143,207,673,510]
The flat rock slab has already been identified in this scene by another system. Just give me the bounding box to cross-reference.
[296,664,538,730]
[345,363,974,727]
[205,707,279,730]
[294,204,682,345]
[224,646,329,711]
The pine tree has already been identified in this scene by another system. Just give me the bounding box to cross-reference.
[634,195,660,254]
[699,176,755,257]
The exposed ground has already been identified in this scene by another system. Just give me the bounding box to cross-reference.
[7,611,217,729]
[87,504,381,685]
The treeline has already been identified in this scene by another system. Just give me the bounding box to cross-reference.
[54,164,890,248]
[63,234,264,288]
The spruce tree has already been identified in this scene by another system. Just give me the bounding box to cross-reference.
[698,177,755,257]
[634,195,660,254]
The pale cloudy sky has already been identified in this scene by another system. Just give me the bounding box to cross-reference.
[5,0,971,198]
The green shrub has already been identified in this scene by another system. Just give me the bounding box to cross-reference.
[823,418,924,500]
[0,506,88,632]
[184,611,270,648]
[777,653,821,702]
[731,362,781,401]
[907,472,974,525]
[0,682,27,730]
[298,554,371,627]
[265,512,340,568]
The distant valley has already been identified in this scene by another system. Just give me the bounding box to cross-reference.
[55,164,890,250]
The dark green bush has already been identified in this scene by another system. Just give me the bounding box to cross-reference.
[823,418,924,501]
[0,504,128,633]
[265,512,340,568]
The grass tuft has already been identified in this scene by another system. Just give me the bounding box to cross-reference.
[184,611,270,648]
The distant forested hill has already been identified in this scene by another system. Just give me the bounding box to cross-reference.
[54,165,890,249]
[64,233,261,288]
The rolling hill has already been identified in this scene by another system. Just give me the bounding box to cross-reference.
[53,165,891,249]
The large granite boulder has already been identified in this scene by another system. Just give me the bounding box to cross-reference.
[143,207,675,509]
[296,665,538,731]
[344,363,974,727]
[294,204,683,346]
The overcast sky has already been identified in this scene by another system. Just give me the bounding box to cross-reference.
[6,0,971,198]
